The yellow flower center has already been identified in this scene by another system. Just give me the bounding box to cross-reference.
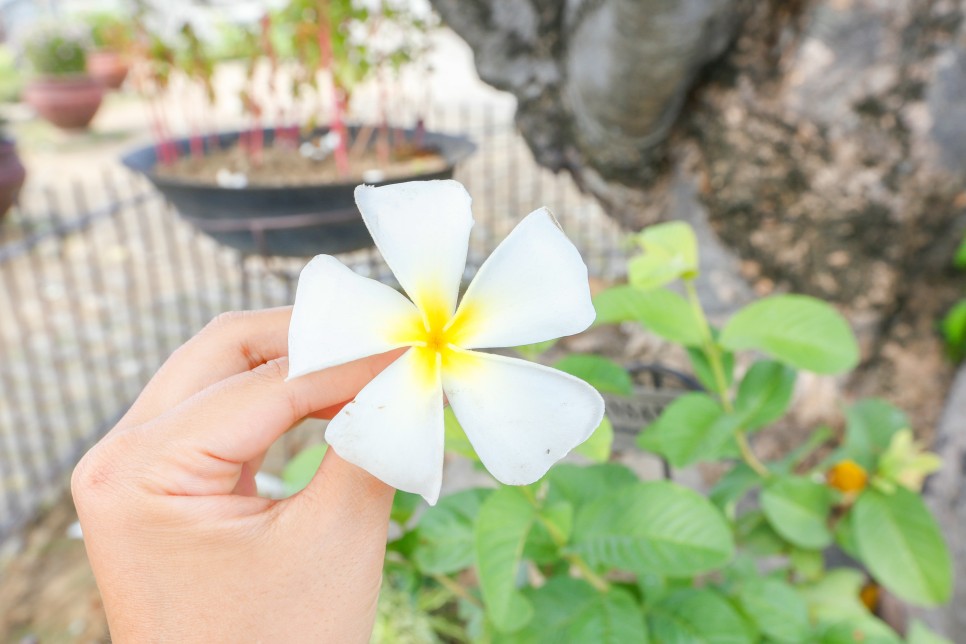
[392,287,480,387]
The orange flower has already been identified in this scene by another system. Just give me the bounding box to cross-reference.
[827,459,868,493]
[860,581,880,611]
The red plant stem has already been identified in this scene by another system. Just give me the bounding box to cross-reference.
[415,117,425,149]
[316,1,349,177]
[143,99,166,164]
[147,98,177,165]
[189,128,203,158]
[187,87,202,158]
[377,71,390,167]
[282,100,299,148]
[252,117,264,165]
[181,78,203,158]
[205,100,219,151]
[290,98,300,146]
[156,97,179,164]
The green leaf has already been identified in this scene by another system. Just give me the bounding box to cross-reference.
[593,285,704,346]
[390,491,421,526]
[413,488,491,574]
[777,425,834,474]
[954,236,966,269]
[572,481,734,576]
[638,393,739,467]
[444,407,479,462]
[907,619,953,644]
[734,361,796,431]
[833,509,860,559]
[504,577,648,644]
[386,527,419,560]
[761,476,833,549]
[853,487,952,606]
[546,463,638,511]
[796,568,869,623]
[513,338,558,360]
[554,354,633,395]
[736,511,786,556]
[629,221,699,289]
[281,443,327,495]
[720,295,859,374]
[738,577,812,643]
[687,343,735,394]
[648,588,754,644]
[842,399,908,470]
[575,415,614,463]
[818,617,901,644]
[941,300,966,360]
[789,546,824,581]
[525,501,575,563]
[638,573,669,606]
[710,464,760,518]
[474,486,537,632]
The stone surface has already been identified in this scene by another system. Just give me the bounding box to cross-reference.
[917,364,966,636]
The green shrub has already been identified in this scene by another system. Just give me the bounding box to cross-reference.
[0,46,22,102]
[23,25,88,76]
[287,220,953,642]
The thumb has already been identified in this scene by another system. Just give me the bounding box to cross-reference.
[275,448,394,642]
[286,447,395,535]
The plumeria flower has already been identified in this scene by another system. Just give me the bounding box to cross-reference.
[288,180,604,504]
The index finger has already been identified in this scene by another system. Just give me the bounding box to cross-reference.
[119,308,292,430]
[142,350,405,496]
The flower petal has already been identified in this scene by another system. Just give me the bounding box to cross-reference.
[325,347,445,504]
[288,255,422,380]
[447,208,595,349]
[355,180,474,324]
[442,349,605,485]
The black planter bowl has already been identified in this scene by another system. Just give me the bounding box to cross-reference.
[121,126,476,257]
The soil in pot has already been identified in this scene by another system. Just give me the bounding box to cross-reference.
[24,76,104,129]
[0,139,25,220]
[155,136,448,187]
[87,50,129,89]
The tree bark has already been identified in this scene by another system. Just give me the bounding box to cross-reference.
[430,0,747,203]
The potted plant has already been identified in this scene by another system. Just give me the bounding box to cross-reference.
[85,11,134,89]
[121,1,475,257]
[0,117,26,222]
[22,25,104,129]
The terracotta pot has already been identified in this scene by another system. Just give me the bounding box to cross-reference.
[87,50,129,89]
[0,139,26,221]
[23,75,104,130]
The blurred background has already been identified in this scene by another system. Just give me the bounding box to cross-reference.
[0,0,964,641]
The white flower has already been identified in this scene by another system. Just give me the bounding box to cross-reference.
[288,180,604,504]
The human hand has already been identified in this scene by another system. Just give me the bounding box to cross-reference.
[72,308,401,643]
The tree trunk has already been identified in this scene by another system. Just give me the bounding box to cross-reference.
[431,0,747,208]
[433,6,966,630]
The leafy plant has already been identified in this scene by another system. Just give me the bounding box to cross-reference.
[84,11,135,52]
[132,0,435,174]
[0,46,22,102]
[23,24,89,77]
[286,220,952,642]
